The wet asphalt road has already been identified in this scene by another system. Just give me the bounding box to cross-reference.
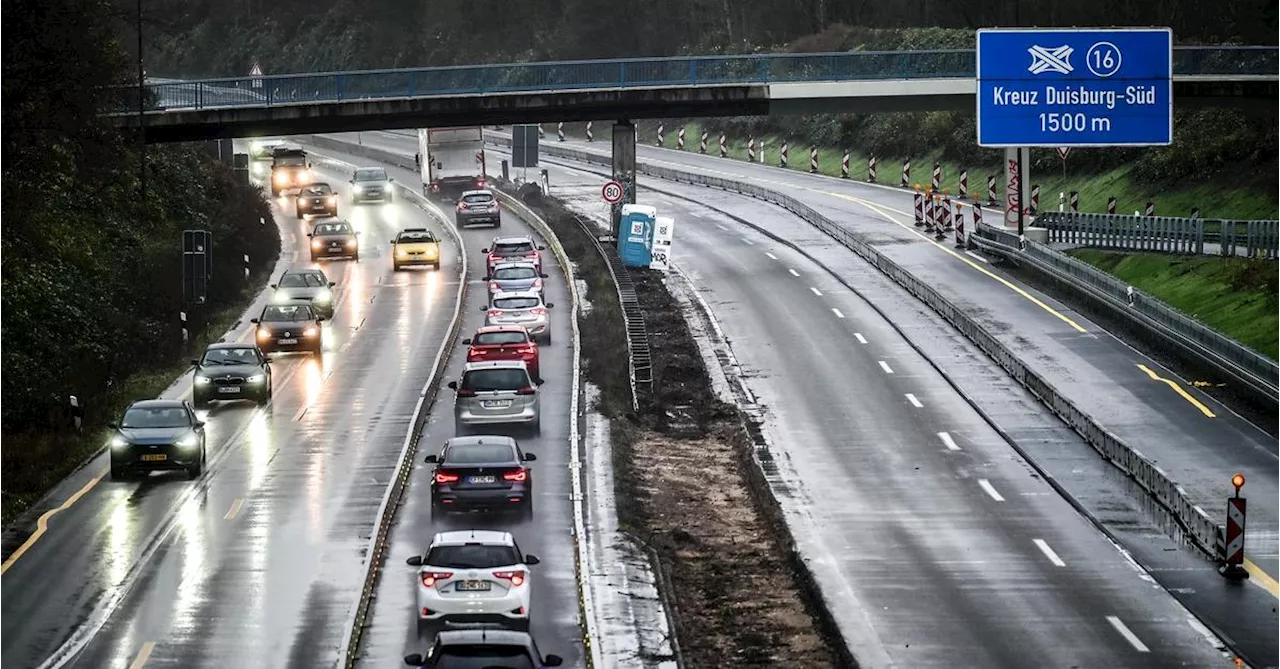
[463,150,1239,668]
[295,141,586,668]
[2,157,461,669]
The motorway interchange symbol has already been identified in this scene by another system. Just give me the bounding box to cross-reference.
[1028,45,1074,74]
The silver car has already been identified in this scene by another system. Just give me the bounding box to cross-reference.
[448,361,543,433]
[350,166,393,204]
[482,290,553,344]
[485,262,547,296]
[270,269,336,317]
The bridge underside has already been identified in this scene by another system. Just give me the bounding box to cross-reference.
[114,79,1278,143]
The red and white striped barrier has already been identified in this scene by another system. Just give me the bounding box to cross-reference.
[901,160,911,188]
[1145,201,1155,217]
[809,147,818,173]
[1107,196,1117,215]
[656,123,665,147]
[841,151,851,179]
[924,193,936,232]
[942,196,954,232]
[987,175,998,205]
[931,162,941,191]
[1029,184,1040,214]
[867,155,876,182]
[585,121,594,142]
[1069,191,1079,213]
[719,133,727,157]
[780,140,789,168]
[954,208,966,248]
[747,137,756,162]
[699,130,708,154]
[557,122,565,142]
[914,191,925,227]
[677,127,685,150]
[537,124,545,139]
[973,202,984,228]
[958,170,968,198]
[1220,474,1248,579]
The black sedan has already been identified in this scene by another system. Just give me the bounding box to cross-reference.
[424,436,536,517]
[108,399,207,479]
[191,342,273,408]
[308,220,360,261]
[350,166,393,204]
[295,182,338,218]
[251,301,324,354]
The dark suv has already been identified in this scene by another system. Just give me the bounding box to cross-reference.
[404,629,563,668]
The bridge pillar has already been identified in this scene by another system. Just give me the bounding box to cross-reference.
[611,121,637,238]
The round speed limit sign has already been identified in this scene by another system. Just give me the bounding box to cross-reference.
[601,180,624,204]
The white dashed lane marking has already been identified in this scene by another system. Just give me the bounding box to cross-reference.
[978,479,1005,502]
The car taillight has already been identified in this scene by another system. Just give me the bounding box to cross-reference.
[456,202,467,210]
[493,570,526,586]
[456,388,477,397]
[521,345,538,355]
[529,307,547,316]
[515,386,537,396]
[488,282,500,292]
[434,471,460,484]
[421,571,454,588]
[502,468,528,482]
[531,279,543,290]
[476,178,487,188]
[488,309,504,317]
[488,201,499,210]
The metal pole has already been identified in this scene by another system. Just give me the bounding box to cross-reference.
[1016,150,1025,236]
[137,0,146,205]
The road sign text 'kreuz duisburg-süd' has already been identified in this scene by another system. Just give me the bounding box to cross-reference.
[976,28,1173,147]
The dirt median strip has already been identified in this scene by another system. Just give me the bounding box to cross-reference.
[499,183,852,668]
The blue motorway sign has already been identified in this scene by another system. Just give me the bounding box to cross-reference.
[976,28,1173,147]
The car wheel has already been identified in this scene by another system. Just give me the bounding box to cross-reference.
[521,499,534,521]
[542,331,552,345]
[494,218,501,228]
[187,452,204,478]
[432,261,441,270]
[393,262,401,272]
[193,394,209,410]
[431,496,445,517]
[309,253,318,262]
[295,206,303,219]
[110,461,127,480]
[353,252,360,262]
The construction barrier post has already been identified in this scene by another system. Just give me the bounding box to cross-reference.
[537,124,545,139]
[1029,184,1040,214]
[699,130,707,154]
[780,140,789,168]
[809,147,819,173]
[934,196,948,240]
[841,151,851,179]
[656,123,665,147]
[958,169,968,198]
[986,174,998,206]
[1145,201,1155,217]
[586,121,594,142]
[924,192,936,232]
[747,137,756,162]
[677,127,685,150]
[1069,191,1080,213]
[913,191,925,227]
[931,162,941,190]
[1220,473,1249,580]
[973,202,984,229]
[719,133,727,157]
[901,159,911,188]
[557,122,565,142]
[866,155,876,182]
[1107,196,1117,215]
[955,208,967,249]
[942,196,954,231]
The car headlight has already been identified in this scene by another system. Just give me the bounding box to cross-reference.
[315,289,332,303]
[195,375,212,384]
[303,326,318,338]
[396,249,407,257]
[327,196,336,205]
[352,184,364,194]
[312,239,323,249]
[345,239,357,248]
[274,172,287,184]
[247,374,266,383]
[111,435,129,449]
[177,432,199,448]
[257,327,271,340]
[272,291,292,303]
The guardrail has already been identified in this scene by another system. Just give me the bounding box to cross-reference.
[488,132,1233,563]
[123,46,1277,111]
[1037,211,1280,258]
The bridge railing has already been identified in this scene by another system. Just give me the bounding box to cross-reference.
[129,46,1275,112]
[1036,211,1280,258]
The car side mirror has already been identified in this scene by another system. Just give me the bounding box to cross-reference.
[479,306,488,312]
[264,356,274,363]
[522,452,537,461]
[481,248,489,253]
[423,454,439,463]
[535,378,545,386]
[537,245,546,250]
[328,281,336,287]
[545,655,563,667]
[269,283,277,289]
[545,303,555,309]
[390,238,397,244]
[524,554,540,565]
[461,338,472,345]
[190,359,200,366]
[405,555,423,566]
[403,654,426,667]
[446,381,458,390]
[540,273,549,278]
[306,233,313,237]
[195,420,206,428]
[250,318,260,324]
[482,276,491,281]
[107,422,118,429]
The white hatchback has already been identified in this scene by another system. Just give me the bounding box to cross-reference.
[406,530,540,631]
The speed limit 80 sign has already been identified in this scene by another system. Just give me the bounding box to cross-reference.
[601,180,624,204]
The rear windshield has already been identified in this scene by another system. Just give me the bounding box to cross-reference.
[278,273,325,288]
[301,184,331,195]
[354,168,386,181]
[445,442,517,464]
[493,266,536,280]
[463,193,494,204]
[494,242,534,254]
[398,231,436,242]
[313,223,353,236]
[121,406,190,429]
[462,368,529,392]
[425,544,520,569]
[433,648,534,669]
[493,297,540,310]
[474,331,528,346]
[261,304,314,321]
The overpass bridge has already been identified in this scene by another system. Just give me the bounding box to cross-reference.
[114,47,1278,142]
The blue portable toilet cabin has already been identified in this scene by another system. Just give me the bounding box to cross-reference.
[619,204,657,268]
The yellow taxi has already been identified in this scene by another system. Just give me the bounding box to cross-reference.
[391,228,442,270]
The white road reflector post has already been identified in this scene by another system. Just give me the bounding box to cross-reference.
[69,395,83,432]
[180,310,189,344]
[901,159,911,188]
[779,140,788,168]
[986,174,998,205]
[954,207,967,249]
[747,137,755,162]
[719,133,727,157]
[699,130,708,154]
[1107,197,1117,215]
[864,154,874,182]
[585,121,594,142]
[243,253,250,280]
[931,162,941,190]
[677,127,685,150]
[557,122,565,142]
[656,123,665,147]
[1144,201,1155,217]
[809,147,818,173]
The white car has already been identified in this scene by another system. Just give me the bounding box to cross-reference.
[483,290,553,344]
[406,530,540,631]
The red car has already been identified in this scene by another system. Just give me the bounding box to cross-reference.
[463,325,541,380]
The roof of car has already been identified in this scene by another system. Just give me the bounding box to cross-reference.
[474,324,530,335]
[461,189,494,197]
[206,342,258,350]
[431,529,514,547]
[491,260,538,270]
[434,628,535,646]
[128,399,186,409]
[490,289,543,300]
[492,235,535,244]
[461,359,530,371]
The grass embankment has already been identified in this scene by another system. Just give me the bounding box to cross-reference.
[1068,250,1278,360]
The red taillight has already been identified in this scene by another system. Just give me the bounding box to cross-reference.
[488,309,504,317]
[456,388,477,398]
[489,282,500,292]
[490,201,500,209]
[476,179,487,188]
[421,571,453,587]
[520,345,537,355]
[529,307,547,316]
[457,202,467,211]
[434,471,460,484]
[515,386,537,396]
[493,570,526,586]
[531,279,543,290]
[503,468,528,482]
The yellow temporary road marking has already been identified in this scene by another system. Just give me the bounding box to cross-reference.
[1,470,105,575]
[224,498,245,520]
[1135,364,1216,418]
[1245,559,1279,598]
[129,641,156,669]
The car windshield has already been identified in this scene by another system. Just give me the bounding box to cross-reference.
[493,267,536,280]
[354,168,386,181]
[425,544,521,569]
[463,193,494,204]
[399,231,436,242]
[201,347,259,365]
[433,647,535,669]
[494,242,534,254]
[474,332,528,346]
[301,184,331,195]
[445,442,517,464]
[121,406,190,429]
[274,155,305,166]
[313,223,352,236]
[278,273,325,288]
[461,368,529,392]
[493,297,540,310]
[261,304,313,321]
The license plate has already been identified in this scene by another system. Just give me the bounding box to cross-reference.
[279,338,298,344]
[456,580,491,591]
[468,475,496,484]
[218,386,241,393]
[481,400,511,408]
[140,454,167,462]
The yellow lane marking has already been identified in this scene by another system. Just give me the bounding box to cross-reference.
[1,470,105,575]
[1135,364,1216,418]
[829,192,1089,333]
[129,641,156,669]
[1245,559,1279,598]
[224,498,245,520]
